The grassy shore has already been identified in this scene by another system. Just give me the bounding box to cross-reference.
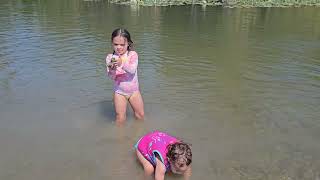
[109,0,320,7]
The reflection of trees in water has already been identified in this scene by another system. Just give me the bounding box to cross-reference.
[154,6,320,79]
[1,1,320,92]
[148,6,320,132]
[0,61,16,97]
[0,1,19,97]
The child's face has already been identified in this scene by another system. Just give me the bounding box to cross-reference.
[169,159,189,175]
[112,35,128,55]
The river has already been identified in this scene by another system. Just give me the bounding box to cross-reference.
[0,1,320,179]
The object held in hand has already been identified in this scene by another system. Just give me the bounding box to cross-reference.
[107,57,117,68]
[111,57,117,63]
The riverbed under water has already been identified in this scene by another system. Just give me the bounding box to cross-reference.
[0,1,320,179]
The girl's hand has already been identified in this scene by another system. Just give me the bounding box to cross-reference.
[117,57,122,67]
[107,57,118,69]
[155,158,166,180]
[107,61,117,70]
[183,166,192,180]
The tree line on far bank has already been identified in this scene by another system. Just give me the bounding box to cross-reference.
[110,0,320,7]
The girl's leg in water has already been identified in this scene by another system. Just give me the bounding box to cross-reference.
[128,91,145,120]
[114,93,128,125]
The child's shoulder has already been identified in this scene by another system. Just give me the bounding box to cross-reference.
[106,53,113,59]
[106,53,114,58]
[128,50,138,57]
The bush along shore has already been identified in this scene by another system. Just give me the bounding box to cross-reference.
[109,0,320,7]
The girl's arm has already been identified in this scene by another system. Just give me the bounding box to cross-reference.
[155,157,166,180]
[183,166,192,180]
[121,51,138,74]
[105,54,116,79]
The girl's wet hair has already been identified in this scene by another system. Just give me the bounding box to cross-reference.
[166,142,192,166]
[111,28,133,51]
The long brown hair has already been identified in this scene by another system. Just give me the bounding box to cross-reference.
[111,28,133,51]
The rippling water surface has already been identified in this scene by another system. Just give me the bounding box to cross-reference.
[0,1,320,179]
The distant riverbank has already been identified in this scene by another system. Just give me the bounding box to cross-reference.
[109,0,320,7]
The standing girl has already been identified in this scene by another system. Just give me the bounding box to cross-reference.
[106,28,144,124]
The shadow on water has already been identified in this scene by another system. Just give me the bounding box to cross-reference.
[69,99,115,124]
[77,99,116,124]
[93,97,141,125]
[96,100,115,123]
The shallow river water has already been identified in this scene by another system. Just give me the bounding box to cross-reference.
[0,1,320,179]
